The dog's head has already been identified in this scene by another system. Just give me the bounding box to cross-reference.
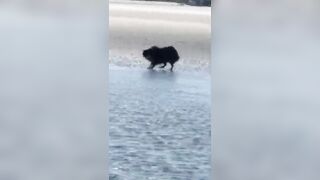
[143,46,158,62]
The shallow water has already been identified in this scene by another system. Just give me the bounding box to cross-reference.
[109,65,211,180]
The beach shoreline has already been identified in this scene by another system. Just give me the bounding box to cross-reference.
[109,0,211,71]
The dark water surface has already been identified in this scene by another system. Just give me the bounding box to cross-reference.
[109,65,211,180]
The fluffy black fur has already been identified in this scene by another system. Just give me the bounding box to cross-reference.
[142,46,180,71]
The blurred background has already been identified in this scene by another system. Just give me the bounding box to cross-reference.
[213,0,320,179]
[0,0,107,180]
[132,0,211,6]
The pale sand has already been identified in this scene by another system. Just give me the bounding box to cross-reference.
[109,0,211,71]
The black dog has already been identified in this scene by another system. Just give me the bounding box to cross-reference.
[142,46,180,71]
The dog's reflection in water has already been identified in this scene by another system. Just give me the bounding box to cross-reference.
[142,69,177,82]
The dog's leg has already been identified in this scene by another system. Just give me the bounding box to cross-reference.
[160,62,167,68]
[170,63,174,71]
[148,63,155,69]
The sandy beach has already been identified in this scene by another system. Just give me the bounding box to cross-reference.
[109,0,211,71]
